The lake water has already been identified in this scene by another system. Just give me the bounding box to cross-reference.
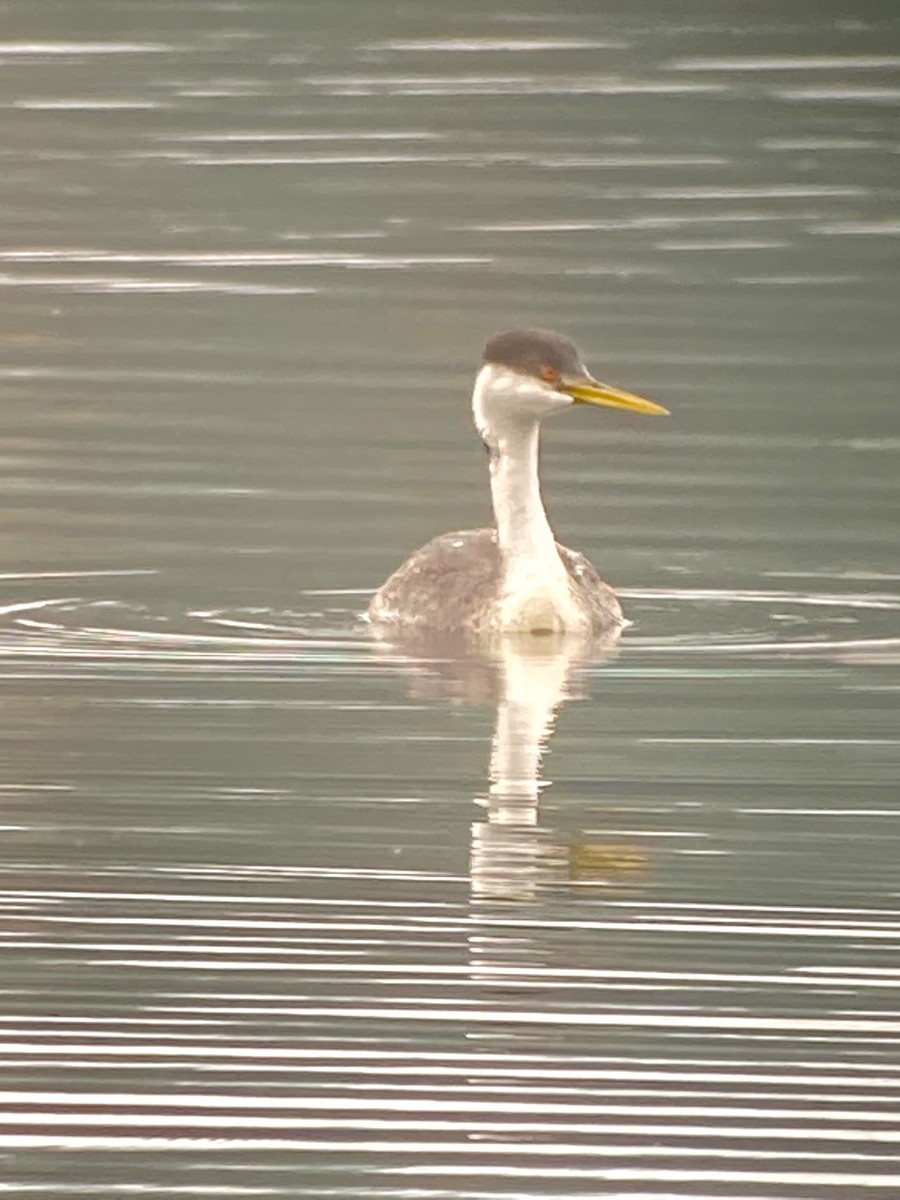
[1,1,899,1196]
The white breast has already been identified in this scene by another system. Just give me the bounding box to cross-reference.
[497,573,588,634]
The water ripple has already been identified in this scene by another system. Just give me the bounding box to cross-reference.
[0,585,896,673]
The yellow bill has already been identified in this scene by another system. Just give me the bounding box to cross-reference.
[562,375,669,417]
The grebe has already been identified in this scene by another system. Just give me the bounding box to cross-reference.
[368,328,668,637]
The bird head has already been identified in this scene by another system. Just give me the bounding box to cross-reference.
[473,328,668,437]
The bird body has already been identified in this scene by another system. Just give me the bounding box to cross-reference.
[367,526,621,636]
[368,329,667,638]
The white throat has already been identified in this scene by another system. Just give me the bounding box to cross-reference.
[472,365,585,633]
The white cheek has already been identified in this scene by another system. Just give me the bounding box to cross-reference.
[546,388,575,416]
[472,363,573,427]
[511,376,570,417]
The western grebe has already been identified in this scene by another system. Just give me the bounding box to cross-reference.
[368,328,668,637]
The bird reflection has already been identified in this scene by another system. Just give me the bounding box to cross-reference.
[370,625,648,902]
[472,633,649,902]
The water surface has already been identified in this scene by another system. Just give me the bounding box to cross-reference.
[1,1,899,1196]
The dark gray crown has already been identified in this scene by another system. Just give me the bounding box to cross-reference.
[482,328,584,377]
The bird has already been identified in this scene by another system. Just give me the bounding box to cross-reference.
[368,328,668,638]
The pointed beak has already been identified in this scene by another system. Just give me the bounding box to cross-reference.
[560,373,669,417]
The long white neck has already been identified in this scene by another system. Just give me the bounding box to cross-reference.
[489,420,564,582]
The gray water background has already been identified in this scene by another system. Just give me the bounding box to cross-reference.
[1,1,899,1196]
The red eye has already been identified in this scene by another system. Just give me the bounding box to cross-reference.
[538,364,561,384]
